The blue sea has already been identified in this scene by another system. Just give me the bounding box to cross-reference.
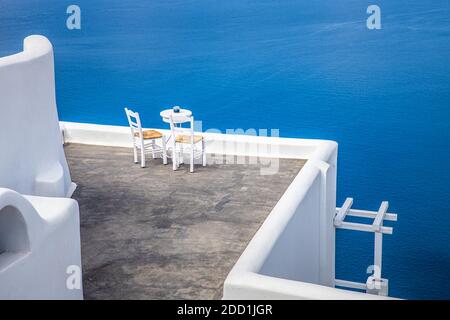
[1,0,449,299]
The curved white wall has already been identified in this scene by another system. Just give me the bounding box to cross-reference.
[0,35,74,197]
[222,141,396,299]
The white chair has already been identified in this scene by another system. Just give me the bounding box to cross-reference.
[168,114,206,173]
[124,107,167,168]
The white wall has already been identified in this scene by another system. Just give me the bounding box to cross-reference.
[0,35,75,197]
[0,188,83,299]
[0,36,82,299]
[61,121,321,160]
[222,140,396,299]
[221,141,345,299]
[258,167,322,283]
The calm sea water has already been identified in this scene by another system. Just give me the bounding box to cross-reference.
[1,0,449,299]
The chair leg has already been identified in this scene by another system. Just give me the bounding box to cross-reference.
[141,148,146,168]
[179,145,184,165]
[172,144,177,171]
[151,140,156,159]
[133,146,138,164]
[162,137,168,165]
[172,155,177,171]
[177,149,181,168]
[190,147,194,173]
[202,140,206,166]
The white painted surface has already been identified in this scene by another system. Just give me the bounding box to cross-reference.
[168,114,206,172]
[124,107,167,168]
[160,108,192,123]
[60,121,323,160]
[0,188,82,299]
[0,36,82,299]
[333,200,397,295]
[0,35,74,197]
[221,140,397,299]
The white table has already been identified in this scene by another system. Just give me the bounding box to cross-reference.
[160,108,192,124]
[160,108,192,162]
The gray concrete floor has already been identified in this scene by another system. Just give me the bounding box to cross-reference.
[65,143,305,300]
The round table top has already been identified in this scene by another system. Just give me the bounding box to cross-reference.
[160,108,192,123]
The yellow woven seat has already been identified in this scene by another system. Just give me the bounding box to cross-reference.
[134,130,163,140]
[175,135,203,144]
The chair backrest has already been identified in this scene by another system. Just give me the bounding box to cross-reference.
[169,113,194,143]
[124,107,143,139]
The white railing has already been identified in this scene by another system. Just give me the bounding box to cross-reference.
[334,199,398,296]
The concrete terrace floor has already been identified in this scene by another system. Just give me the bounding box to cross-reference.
[65,143,306,300]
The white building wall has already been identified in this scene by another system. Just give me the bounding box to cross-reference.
[0,36,82,299]
[0,35,74,197]
[0,188,83,299]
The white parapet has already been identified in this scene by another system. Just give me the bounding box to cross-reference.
[60,121,327,160]
[221,138,397,299]
[0,35,75,198]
